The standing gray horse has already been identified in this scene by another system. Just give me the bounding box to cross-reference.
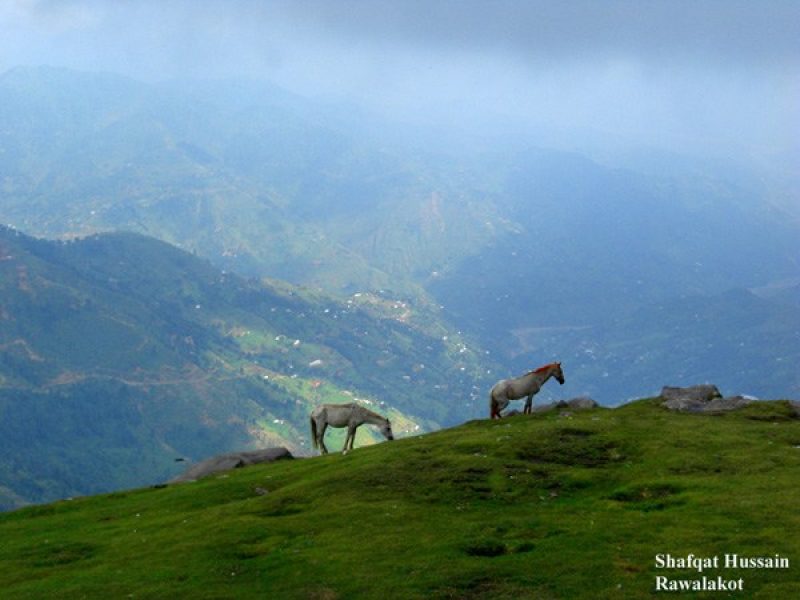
[310,403,394,454]
[490,362,565,418]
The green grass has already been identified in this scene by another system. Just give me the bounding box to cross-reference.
[1,399,799,599]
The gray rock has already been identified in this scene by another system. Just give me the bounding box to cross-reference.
[707,396,754,412]
[170,447,293,483]
[532,397,598,413]
[661,385,722,403]
[567,397,599,410]
[660,385,752,413]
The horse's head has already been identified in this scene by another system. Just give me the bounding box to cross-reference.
[381,420,394,441]
[553,362,565,385]
[533,361,565,384]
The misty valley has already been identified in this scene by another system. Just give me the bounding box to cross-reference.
[0,66,798,511]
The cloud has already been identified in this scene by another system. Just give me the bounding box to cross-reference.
[1,0,100,32]
[6,0,798,71]
[0,1,797,161]
[264,0,800,67]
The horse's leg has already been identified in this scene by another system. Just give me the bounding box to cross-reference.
[349,425,358,450]
[319,422,329,454]
[524,393,533,414]
[345,425,357,451]
[490,392,505,419]
[494,395,509,419]
[342,428,350,452]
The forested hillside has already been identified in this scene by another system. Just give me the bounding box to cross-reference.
[0,226,490,509]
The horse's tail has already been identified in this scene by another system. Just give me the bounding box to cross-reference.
[489,388,498,419]
[310,415,318,450]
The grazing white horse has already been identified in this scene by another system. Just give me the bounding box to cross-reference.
[310,403,394,455]
[489,362,565,418]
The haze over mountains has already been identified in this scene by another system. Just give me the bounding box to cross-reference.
[2,66,798,400]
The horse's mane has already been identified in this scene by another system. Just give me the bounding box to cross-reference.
[533,362,558,374]
[359,404,390,423]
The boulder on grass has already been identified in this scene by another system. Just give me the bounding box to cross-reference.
[660,385,752,413]
[567,397,599,410]
[532,396,598,413]
[171,447,293,483]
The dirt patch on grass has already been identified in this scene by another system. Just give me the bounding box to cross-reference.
[345,459,496,503]
[435,575,555,599]
[667,457,733,476]
[444,466,494,500]
[21,541,97,567]
[462,537,508,557]
[251,495,308,517]
[608,482,684,511]
[738,401,798,422]
[304,586,340,600]
[515,427,625,468]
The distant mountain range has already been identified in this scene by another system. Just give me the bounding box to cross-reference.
[1,67,798,506]
[1,67,796,300]
[430,150,800,400]
[0,65,495,297]
[0,226,490,509]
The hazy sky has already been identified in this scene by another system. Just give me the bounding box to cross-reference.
[1,0,798,161]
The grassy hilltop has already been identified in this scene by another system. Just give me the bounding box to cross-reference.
[1,399,798,599]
